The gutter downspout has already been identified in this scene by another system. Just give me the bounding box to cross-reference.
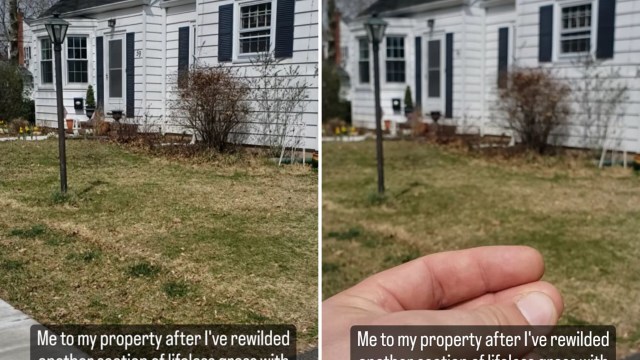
[142,5,148,119]
[461,6,467,127]
[161,6,167,134]
[480,4,486,136]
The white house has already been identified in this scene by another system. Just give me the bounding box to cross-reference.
[347,0,640,152]
[24,0,319,150]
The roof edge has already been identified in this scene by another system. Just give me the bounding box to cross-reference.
[159,0,196,9]
[479,0,515,8]
[358,0,467,19]
[39,0,149,19]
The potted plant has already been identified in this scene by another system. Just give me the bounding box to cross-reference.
[404,85,414,115]
[85,85,96,119]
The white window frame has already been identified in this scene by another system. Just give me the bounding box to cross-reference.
[66,35,89,84]
[39,37,53,86]
[233,0,276,61]
[358,37,370,84]
[555,0,597,60]
[384,35,406,84]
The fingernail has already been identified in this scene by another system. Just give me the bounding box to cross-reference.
[516,292,556,326]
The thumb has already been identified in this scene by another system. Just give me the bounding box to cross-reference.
[380,292,561,326]
[461,291,560,326]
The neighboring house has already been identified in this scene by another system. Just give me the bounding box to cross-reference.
[5,14,35,99]
[24,0,319,150]
[347,0,640,152]
[324,4,353,102]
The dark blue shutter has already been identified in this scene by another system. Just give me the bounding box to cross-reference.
[275,0,295,58]
[539,5,553,62]
[445,33,453,119]
[126,32,134,118]
[178,26,190,87]
[415,36,422,108]
[596,0,616,59]
[96,36,104,109]
[498,27,509,88]
[218,4,233,62]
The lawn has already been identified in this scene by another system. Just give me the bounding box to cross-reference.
[0,139,318,349]
[323,140,640,356]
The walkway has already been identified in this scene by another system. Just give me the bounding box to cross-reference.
[0,299,38,360]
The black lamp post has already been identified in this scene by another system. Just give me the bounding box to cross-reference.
[365,14,388,195]
[45,14,70,194]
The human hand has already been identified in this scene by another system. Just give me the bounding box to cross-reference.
[322,246,564,359]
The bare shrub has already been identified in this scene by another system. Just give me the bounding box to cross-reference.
[172,65,250,153]
[570,55,628,152]
[134,105,164,148]
[498,67,571,154]
[247,52,313,163]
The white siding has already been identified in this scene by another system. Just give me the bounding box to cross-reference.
[515,0,640,151]
[482,3,516,136]
[163,3,197,134]
[30,18,97,128]
[349,7,470,130]
[30,0,319,150]
[197,0,319,150]
[345,0,640,152]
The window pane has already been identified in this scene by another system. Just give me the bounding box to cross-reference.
[239,2,272,54]
[41,39,51,60]
[241,2,272,30]
[386,60,405,82]
[428,70,440,97]
[428,40,440,68]
[428,40,441,97]
[239,31,270,53]
[386,37,405,82]
[560,4,592,54]
[359,38,369,60]
[41,61,53,83]
[110,69,123,98]
[109,40,122,68]
[68,60,88,83]
[67,36,88,82]
[359,61,370,83]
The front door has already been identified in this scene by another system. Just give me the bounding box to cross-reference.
[106,37,125,114]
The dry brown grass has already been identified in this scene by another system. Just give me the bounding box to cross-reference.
[0,139,318,350]
[323,140,640,357]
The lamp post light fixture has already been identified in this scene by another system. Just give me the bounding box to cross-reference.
[45,13,70,194]
[365,13,388,195]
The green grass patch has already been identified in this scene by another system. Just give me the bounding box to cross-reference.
[66,250,102,263]
[327,227,362,240]
[163,281,190,298]
[1,259,25,271]
[9,224,47,238]
[127,262,161,278]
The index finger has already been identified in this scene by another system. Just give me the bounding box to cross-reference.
[342,246,545,312]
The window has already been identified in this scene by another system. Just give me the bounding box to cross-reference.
[40,38,52,84]
[24,46,31,59]
[239,2,272,55]
[427,40,441,97]
[386,36,405,83]
[67,36,88,83]
[358,38,370,84]
[560,4,592,54]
